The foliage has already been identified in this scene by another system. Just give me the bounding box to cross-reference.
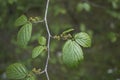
[0,0,120,80]
[75,32,91,47]
[6,3,91,79]
[38,36,46,46]
[17,22,32,47]
[62,40,83,67]
[6,63,28,79]
[77,2,91,12]
[14,15,28,27]
[32,46,46,58]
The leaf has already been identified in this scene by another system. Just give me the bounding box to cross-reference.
[17,22,32,46]
[83,3,91,12]
[107,32,117,43]
[25,73,36,80]
[8,0,17,4]
[54,5,66,16]
[23,72,36,80]
[26,76,36,80]
[38,36,46,45]
[77,3,84,12]
[6,63,28,79]
[62,40,84,67]
[75,32,91,47]
[15,15,28,27]
[80,23,86,32]
[62,28,74,35]
[32,46,46,58]
[77,3,91,12]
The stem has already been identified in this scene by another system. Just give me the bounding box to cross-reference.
[44,0,51,80]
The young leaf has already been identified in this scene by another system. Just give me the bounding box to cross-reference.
[77,3,91,12]
[62,28,74,35]
[107,32,117,43]
[6,63,28,79]
[32,46,46,58]
[26,76,36,80]
[83,3,91,12]
[62,40,83,67]
[15,15,28,27]
[17,22,32,46]
[75,32,91,47]
[38,36,46,46]
[25,73,36,80]
[77,3,84,12]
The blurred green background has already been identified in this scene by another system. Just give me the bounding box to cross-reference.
[0,0,120,80]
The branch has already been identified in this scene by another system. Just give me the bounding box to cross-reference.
[35,0,51,79]
[44,0,51,80]
[38,0,107,79]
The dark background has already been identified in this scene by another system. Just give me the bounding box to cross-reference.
[0,0,120,80]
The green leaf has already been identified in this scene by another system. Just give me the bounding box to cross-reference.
[26,76,36,80]
[77,3,84,12]
[80,23,86,32]
[77,3,91,12]
[15,15,27,27]
[54,5,66,16]
[62,28,74,35]
[6,63,28,79]
[38,36,46,45]
[75,32,91,47]
[107,32,117,43]
[62,40,83,67]
[26,73,36,80]
[8,0,17,4]
[17,22,32,46]
[23,72,36,80]
[83,3,91,12]
[32,46,46,58]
